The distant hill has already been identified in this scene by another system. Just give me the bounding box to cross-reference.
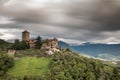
[71,43,120,61]
[71,43,120,55]
[58,41,120,61]
[58,41,70,49]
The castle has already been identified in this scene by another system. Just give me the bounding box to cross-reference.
[22,30,59,50]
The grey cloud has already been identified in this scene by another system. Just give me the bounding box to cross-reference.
[0,23,23,29]
[63,0,120,31]
[89,0,120,31]
[0,0,120,32]
[0,0,120,44]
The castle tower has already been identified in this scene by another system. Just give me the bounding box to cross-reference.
[22,30,30,41]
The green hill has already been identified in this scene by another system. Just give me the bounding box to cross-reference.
[2,50,120,80]
[48,51,120,80]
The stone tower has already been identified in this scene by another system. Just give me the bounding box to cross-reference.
[22,30,30,41]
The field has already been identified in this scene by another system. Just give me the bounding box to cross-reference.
[8,57,50,77]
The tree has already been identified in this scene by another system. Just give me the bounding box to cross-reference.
[12,39,20,50]
[48,51,120,80]
[65,48,71,52]
[35,36,42,49]
[0,39,13,51]
[21,41,30,49]
[14,39,20,44]
[0,53,14,76]
[12,39,30,50]
[112,67,120,80]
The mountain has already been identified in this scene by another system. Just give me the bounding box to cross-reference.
[71,43,120,61]
[58,41,120,61]
[58,41,70,49]
[71,43,120,55]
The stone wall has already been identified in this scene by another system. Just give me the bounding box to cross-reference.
[41,38,58,50]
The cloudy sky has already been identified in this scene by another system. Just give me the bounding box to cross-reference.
[0,0,120,45]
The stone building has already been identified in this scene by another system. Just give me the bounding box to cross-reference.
[22,30,35,48]
[41,38,58,50]
[41,38,60,55]
[7,49,16,56]
[22,30,59,51]
[22,30,30,41]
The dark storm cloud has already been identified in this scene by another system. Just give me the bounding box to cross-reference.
[60,0,120,31]
[89,0,120,31]
[0,0,120,32]
[0,8,49,24]
[0,23,23,29]
[0,0,120,44]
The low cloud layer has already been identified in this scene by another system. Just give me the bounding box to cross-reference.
[0,0,120,44]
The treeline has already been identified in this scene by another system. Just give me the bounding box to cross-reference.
[0,36,42,51]
[11,36,42,50]
[0,39,12,51]
[48,51,120,80]
[11,39,30,50]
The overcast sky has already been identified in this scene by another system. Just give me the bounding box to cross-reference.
[0,0,120,45]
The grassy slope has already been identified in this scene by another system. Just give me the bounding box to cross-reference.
[8,57,50,77]
[20,49,41,55]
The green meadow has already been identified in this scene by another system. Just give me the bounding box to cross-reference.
[8,57,50,77]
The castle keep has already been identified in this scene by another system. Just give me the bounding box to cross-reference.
[22,30,30,41]
[22,30,59,50]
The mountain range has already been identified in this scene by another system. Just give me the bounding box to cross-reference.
[58,41,120,61]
